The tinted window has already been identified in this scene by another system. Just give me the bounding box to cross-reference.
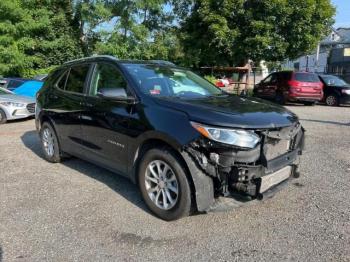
[65,65,90,93]
[279,72,292,81]
[90,64,128,96]
[294,73,319,83]
[263,73,277,83]
[8,80,24,89]
[320,75,348,86]
[56,70,69,90]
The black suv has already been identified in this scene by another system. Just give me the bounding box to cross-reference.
[36,56,305,220]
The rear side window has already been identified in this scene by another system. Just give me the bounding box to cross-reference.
[65,65,90,94]
[263,73,277,83]
[56,71,69,90]
[279,72,292,81]
[294,73,319,83]
[8,80,24,89]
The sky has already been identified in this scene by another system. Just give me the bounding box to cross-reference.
[332,0,350,28]
[98,1,349,32]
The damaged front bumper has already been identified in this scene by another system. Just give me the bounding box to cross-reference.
[182,122,305,212]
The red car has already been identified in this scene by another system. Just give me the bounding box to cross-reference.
[254,71,323,105]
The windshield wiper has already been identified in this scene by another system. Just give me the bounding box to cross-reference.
[210,93,229,97]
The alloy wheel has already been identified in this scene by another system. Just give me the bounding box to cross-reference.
[326,95,336,106]
[145,160,179,210]
[42,127,55,157]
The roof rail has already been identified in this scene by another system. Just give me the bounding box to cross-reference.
[63,55,118,65]
[148,60,176,66]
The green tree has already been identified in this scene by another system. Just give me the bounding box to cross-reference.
[73,0,111,56]
[95,0,183,61]
[0,0,83,77]
[180,0,335,67]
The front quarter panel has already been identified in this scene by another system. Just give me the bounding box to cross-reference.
[128,102,199,168]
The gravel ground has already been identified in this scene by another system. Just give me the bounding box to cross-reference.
[0,104,349,262]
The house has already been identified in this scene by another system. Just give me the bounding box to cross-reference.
[282,27,350,80]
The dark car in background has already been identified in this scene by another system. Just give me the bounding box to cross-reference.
[0,77,31,91]
[318,74,350,106]
[254,71,323,105]
[36,56,304,220]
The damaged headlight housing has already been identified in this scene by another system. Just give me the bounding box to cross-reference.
[191,121,261,148]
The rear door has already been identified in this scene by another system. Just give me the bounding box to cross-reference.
[80,62,135,175]
[49,64,91,154]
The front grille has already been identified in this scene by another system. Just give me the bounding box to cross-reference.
[26,103,35,113]
[264,123,302,161]
[265,138,291,161]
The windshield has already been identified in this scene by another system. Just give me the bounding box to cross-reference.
[320,75,348,86]
[294,73,320,83]
[123,64,224,98]
[0,87,12,95]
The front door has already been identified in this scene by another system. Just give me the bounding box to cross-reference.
[80,62,134,175]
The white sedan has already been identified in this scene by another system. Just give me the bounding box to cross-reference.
[0,87,35,124]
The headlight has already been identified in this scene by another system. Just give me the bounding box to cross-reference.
[341,89,350,95]
[0,102,26,107]
[190,121,261,148]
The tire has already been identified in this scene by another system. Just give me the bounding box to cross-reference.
[325,94,339,106]
[39,122,62,163]
[138,147,192,221]
[0,109,7,124]
[274,93,285,105]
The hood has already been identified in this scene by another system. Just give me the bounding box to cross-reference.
[0,94,35,104]
[154,95,299,129]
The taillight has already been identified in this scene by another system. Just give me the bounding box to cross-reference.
[288,80,301,92]
[288,80,300,87]
[290,88,301,93]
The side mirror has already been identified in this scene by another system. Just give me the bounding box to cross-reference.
[98,88,137,103]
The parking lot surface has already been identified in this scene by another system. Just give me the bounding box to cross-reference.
[0,105,350,261]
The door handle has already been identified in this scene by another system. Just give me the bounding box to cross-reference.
[86,103,94,108]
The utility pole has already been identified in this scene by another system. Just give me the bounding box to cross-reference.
[315,44,320,73]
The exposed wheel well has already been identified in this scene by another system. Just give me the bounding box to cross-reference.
[40,115,52,128]
[133,139,197,209]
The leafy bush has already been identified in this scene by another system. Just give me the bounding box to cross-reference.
[204,75,217,85]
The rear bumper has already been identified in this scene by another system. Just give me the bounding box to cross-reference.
[287,94,322,102]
